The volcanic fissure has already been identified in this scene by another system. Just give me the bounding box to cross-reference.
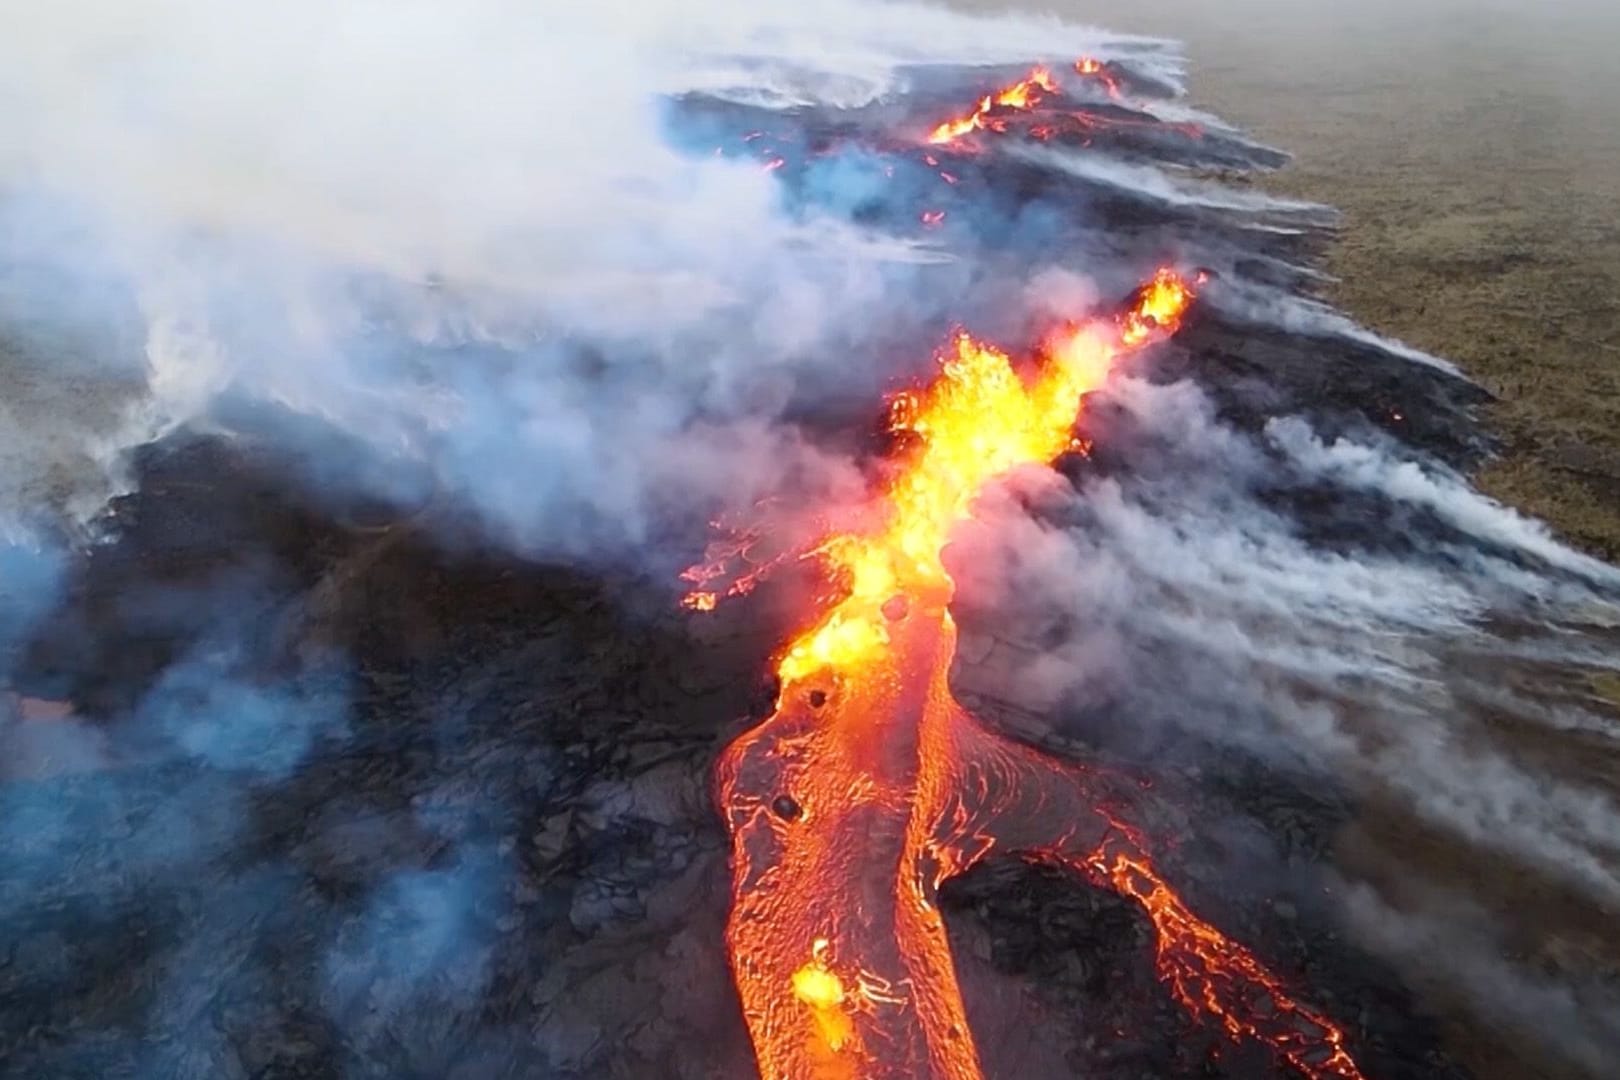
[687,253,1362,1077]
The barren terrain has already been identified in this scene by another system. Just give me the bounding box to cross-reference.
[978,0,1620,560]
[964,5,1620,1075]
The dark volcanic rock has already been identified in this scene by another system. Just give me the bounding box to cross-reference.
[0,41,1535,1080]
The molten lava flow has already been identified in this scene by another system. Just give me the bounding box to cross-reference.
[1074,56,1124,101]
[1064,843,1366,1080]
[700,271,1366,1080]
[927,66,1058,144]
[682,517,792,612]
[925,57,1203,151]
[1119,266,1198,347]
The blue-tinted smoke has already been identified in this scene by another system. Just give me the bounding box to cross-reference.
[0,539,64,674]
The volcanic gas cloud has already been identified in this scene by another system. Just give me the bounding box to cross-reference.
[7,7,1619,1080]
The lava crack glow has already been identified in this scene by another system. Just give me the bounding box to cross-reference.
[925,59,1201,151]
[927,66,1059,144]
[1075,56,1124,100]
[689,270,1368,1078]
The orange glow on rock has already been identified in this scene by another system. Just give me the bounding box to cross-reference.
[791,938,856,1057]
[927,66,1060,145]
[1074,56,1124,101]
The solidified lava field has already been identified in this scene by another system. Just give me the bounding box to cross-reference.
[2,8,1619,1080]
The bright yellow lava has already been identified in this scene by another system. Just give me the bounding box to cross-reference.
[927,66,1060,144]
[791,965,846,1010]
[776,274,1190,686]
[792,940,855,1053]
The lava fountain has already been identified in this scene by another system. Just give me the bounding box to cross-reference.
[691,270,1367,1079]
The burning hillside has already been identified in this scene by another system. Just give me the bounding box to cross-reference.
[2,5,1619,1080]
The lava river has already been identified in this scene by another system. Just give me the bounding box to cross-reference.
[693,271,1367,1080]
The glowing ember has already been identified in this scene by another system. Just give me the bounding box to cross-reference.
[1069,843,1367,1080]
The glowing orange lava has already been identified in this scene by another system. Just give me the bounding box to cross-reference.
[696,271,1367,1079]
[1074,56,1124,101]
[682,518,790,612]
[1068,843,1366,1080]
[928,66,1059,144]
[926,56,1201,151]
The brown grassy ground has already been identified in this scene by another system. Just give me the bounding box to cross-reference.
[975,0,1620,559]
[956,5,1620,1076]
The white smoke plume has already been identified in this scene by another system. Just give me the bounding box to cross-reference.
[948,369,1620,1074]
[1340,879,1620,1075]
[2,2,1618,1076]
[0,0,1169,557]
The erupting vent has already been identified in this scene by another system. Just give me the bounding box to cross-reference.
[687,270,1362,1077]
[680,54,1368,1080]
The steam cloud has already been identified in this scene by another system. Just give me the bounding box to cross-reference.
[2,1,1618,1077]
[0,0,1163,561]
